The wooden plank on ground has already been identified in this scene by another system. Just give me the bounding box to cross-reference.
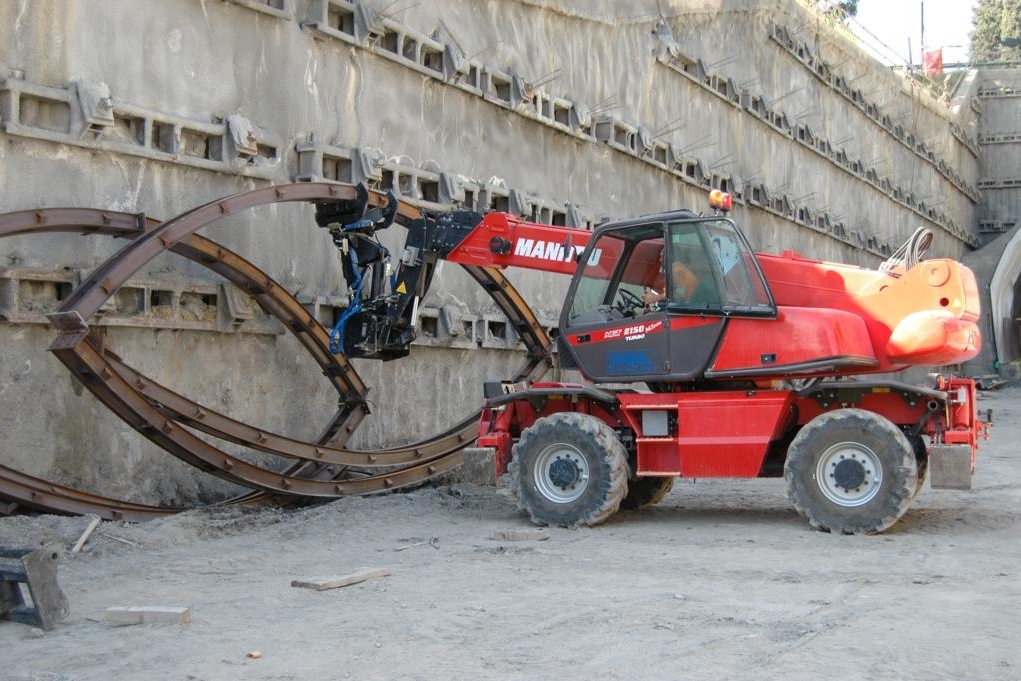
[290,567,391,591]
[71,515,102,555]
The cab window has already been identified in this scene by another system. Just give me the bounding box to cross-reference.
[567,225,664,324]
[565,217,774,325]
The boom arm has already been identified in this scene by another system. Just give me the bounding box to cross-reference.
[441,212,594,275]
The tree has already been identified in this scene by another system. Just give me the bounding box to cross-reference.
[813,1,859,22]
[970,0,1021,63]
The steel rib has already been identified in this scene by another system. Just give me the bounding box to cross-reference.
[0,184,556,515]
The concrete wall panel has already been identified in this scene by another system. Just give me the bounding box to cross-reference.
[0,0,1002,504]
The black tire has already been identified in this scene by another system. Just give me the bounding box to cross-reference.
[621,477,675,510]
[784,409,918,534]
[509,412,628,528]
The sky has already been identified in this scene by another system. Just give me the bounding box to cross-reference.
[850,0,980,66]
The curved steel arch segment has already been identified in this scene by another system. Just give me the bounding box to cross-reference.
[105,349,481,467]
[0,184,553,517]
[0,463,184,522]
[58,183,361,322]
[0,207,158,239]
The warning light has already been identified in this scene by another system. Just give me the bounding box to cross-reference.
[709,190,732,213]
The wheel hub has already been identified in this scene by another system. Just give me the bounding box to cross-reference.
[831,458,867,491]
[548,457,581,489]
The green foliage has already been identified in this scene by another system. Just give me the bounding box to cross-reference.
[970,0,1021,63]
[813,0,859,22]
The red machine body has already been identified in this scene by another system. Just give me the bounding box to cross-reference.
[331,188,988,533]
[439,197,988,533]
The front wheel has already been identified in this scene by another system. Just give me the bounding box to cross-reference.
[784,409,918,534]
[510,412,628,528]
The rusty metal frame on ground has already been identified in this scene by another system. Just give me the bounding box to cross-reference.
[0,183,555,520]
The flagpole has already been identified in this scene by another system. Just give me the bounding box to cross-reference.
[920,1,925,65]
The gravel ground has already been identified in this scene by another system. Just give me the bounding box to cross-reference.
[1,386,1018,681]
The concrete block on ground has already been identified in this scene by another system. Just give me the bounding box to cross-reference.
[448,447,497,486]
[492,528,551,541]
[104,606,191,626]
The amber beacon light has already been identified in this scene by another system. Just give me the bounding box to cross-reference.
[709,189,733,213]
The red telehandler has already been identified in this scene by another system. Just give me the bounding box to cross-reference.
[316,187,989,534]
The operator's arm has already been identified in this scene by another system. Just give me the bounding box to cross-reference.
[643,263,700,305]
[643,268,667,306]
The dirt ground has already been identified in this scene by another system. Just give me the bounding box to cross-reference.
[1,386,1019,681]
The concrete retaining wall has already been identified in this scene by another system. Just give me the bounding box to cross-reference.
[0,0,991,504]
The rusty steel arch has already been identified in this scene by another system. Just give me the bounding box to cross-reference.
[0,183,555,519]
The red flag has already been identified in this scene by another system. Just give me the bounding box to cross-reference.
[923,48,943,77]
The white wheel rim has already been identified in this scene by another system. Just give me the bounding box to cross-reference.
[815,441,883,507]
[534,443,590,503]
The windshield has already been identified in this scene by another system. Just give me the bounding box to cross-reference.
[694,219,774,310]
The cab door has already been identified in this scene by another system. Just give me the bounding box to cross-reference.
[559,221,719,383]
[559,223,671,382]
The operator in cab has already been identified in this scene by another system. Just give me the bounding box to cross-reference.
[642,248,699,307]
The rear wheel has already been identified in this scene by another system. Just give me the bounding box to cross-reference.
[510,412,628,528]
[622,477,674,510]
[784,409,917,534]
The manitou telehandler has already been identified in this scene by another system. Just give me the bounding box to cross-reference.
[317,187,989,534]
